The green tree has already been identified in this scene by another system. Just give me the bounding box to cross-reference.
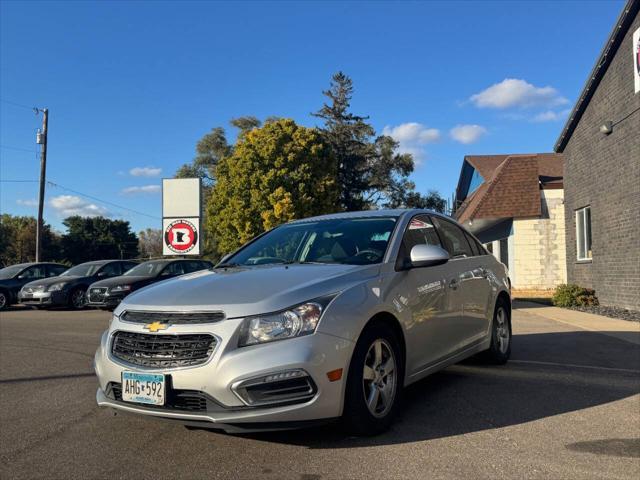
[0,214,61,266]
[207,119,338,254]
[60,216,138,263]
[314,72,443,211]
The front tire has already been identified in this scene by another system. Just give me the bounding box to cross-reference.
[68,287,86,310]
[342,321,403,436]
[0,290,9,311]
[482,298,511,364]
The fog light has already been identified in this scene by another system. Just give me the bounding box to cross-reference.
[232,369,317,407]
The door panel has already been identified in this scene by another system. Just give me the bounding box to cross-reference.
[457,257,493,343]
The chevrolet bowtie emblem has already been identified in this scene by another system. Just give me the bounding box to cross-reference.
[144,321,169,332]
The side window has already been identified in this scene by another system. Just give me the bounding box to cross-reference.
[99,263,121,277]
[47,265,66,277]
[161,262,185,276]
[432,217,473,258]
[464,232,480,256]
[21,265,46,279]
[396,215,442,268]
[576,206,592,261]
[183,261,202,273]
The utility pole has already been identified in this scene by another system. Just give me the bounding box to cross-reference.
[35,108,48,262]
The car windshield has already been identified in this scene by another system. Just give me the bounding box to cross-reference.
[60,263,101,277]
[123,261,167,277]
[228,217,397,266]
[0,265,24,279]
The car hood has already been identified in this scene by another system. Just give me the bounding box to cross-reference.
[24,276,82,287]
[117,263,380,318]
[91,276,150,288]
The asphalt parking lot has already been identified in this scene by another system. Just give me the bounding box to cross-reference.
[1,304,638,480]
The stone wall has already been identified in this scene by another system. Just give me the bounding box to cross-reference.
[511,189,567,290]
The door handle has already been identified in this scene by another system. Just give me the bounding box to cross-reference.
[449,278,458,290]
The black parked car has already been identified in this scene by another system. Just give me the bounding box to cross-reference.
[19,259,138,309]
[0,262,68,310]
[86,259,213,310]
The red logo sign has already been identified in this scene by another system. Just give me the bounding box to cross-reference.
[164,219,198,254]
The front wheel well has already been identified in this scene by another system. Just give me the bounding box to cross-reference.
[362,312,406,370]
[496,291,512,319]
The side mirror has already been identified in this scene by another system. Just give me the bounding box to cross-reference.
[409,244,450,268]
[97,271,107,278]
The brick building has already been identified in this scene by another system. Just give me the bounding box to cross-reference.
[554,0,640,310]
[453,153,566,293]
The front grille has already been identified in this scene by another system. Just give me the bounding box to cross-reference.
[111,332,216,368]
[108,383,208,412]
[121,310,225,325]
[88,287,107,303]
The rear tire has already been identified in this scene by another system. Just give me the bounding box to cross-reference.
[0,290,9,311]
[342,321,403,436]
[482,298,511,364]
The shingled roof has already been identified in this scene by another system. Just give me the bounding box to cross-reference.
[454,153,563,224]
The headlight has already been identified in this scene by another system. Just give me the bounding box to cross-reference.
[47,283,66,292]
[238,296,335,347]
[110,285,131,292]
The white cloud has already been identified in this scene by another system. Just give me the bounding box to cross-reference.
[450,124,488,144]
[121,185,161,195]
[470,78,568,109]
[531,109,571,123]
[49,195,110,218]
[129,166,162,177]
[382,122,441,164]
[16,199,38,207]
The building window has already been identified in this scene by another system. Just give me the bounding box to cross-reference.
[576,206,592,261]
[499,238,509,266]
[468,168,484,194]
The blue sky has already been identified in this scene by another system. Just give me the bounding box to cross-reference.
[0,0,623,233]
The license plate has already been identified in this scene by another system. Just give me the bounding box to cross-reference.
[121,372,165,405]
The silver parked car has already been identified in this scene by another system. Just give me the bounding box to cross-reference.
[95,210,511,435]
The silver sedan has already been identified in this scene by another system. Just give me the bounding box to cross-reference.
[94,209,511,435]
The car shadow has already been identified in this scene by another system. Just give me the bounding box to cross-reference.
[236,330,640,448]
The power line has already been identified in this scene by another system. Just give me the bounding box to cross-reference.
[0,98,37,111]
[0,179,39,183]
[0,144,39,153]
[46,181,160,220]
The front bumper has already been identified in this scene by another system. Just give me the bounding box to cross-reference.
[86,291,127,309]
[94,317,354,430]
[18,290,67,306]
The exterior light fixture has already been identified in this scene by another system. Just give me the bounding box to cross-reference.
[599,121,613,135]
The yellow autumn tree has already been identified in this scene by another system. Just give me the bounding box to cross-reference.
[207,119,338,255]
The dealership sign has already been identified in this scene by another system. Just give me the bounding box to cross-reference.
[162,178,201,256]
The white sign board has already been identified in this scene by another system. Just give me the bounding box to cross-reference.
[634,27,640,94]
[162,178,201,217]
[162,178,202,256]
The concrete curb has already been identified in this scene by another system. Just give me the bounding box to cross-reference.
[514,301,640,346]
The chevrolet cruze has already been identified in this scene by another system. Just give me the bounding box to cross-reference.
[95,210,512,435]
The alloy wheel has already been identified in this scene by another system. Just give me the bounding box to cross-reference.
[362,338,397,418]
[71,290,85,309]
[0,293,6,309]
[495,306,510,354]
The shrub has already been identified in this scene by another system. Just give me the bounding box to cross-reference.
[552,284,599,307]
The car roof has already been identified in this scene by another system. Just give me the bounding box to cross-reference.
[77,259,122,266]
[2,262,65,268]
[287,209,451,224]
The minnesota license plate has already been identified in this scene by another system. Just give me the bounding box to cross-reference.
[121,372,165,405]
